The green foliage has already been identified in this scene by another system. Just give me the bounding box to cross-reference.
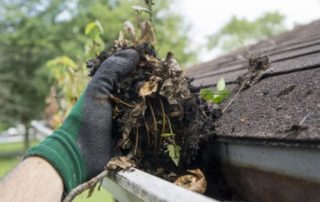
[0,141,39,153]
[166,144,181,166]
[84,20,105,57]
[0,157,19,177]
[45,56,88,103]
[85,20,104,38]
[207,11,287,51]
[0,122,10,132]
[44,20,100,126]
[200,78,231,104]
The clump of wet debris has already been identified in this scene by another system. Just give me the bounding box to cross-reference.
[86,19,223,193]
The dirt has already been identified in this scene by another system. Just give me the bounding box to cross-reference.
[237,55,271,90]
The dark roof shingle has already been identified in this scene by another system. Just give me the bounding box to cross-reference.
[186,20,320,141]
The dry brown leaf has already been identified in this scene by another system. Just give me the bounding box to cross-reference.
[166,52,182,77]
[118,102,146,149]
[159,77,191,105]
[145,55,162,68]
[115,31,129,48]
[174,168,207,194]
[139,76,162,97]
[123,21,136,42]
[139,21,156,45]
[106,156,136,171]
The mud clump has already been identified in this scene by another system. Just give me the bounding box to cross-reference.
[87,42,221,178]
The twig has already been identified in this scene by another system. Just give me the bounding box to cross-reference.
[87,184,96,198]
[63,170,109,202]
[159,98,166,134]
[144,120,151,148]
[148,101,158,152]
[109,94,135,108]
[222,89,241,113]
[134,127,139,155]
[148,101,158,131]
[145,0,153,21]
[166,115,176,145]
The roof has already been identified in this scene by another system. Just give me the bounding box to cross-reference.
[186,20,320,141]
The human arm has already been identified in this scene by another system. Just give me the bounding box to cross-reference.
[0,157,63,202]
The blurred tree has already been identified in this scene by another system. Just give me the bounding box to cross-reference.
[0,0,195,148]
[207,11,287,52]
[43,20,104,128]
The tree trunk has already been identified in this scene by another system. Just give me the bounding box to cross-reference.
[24,122,30,152]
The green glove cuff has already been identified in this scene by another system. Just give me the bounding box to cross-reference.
[26,95,87,193]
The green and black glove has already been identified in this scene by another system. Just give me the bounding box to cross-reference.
[26,49,140,193]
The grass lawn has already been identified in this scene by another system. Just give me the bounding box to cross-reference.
[0,157,21,177]
[0,141,114,202]
[0,140,39,153]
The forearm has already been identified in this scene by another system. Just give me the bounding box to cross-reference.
[0,157,63,202]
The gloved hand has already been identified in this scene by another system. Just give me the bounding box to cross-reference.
[26,49,140,193]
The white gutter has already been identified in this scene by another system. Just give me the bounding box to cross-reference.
[103,168,218,202]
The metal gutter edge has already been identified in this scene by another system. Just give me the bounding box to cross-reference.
[212,140,320,202]
[103,168,218,202]
[215,141,320,183]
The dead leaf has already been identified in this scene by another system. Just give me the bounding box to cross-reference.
[145,55,161,68]
[139,21,156,45]
[174,169,207,193]
[118,102,146,149]
[106,156,136,171]
[139,76,162,97]
[166,52,182,77]
[159,77,191,105]
[123,21,136,42]
[115,31,128,48]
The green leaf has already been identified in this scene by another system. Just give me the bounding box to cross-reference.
[94,20,104,34]
[85,21,104,40]
[211,89,231,104]
[212,94,224,104]
[85,22,97,36]
[166,144,181,166]
[200,78,231,104]
[217,77,226,91]
[200,88,214,101]
[219,89,231,97]
[161,133,176,137]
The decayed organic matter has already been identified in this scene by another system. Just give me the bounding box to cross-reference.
[64,4,223,201]
[86,18,220,183]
